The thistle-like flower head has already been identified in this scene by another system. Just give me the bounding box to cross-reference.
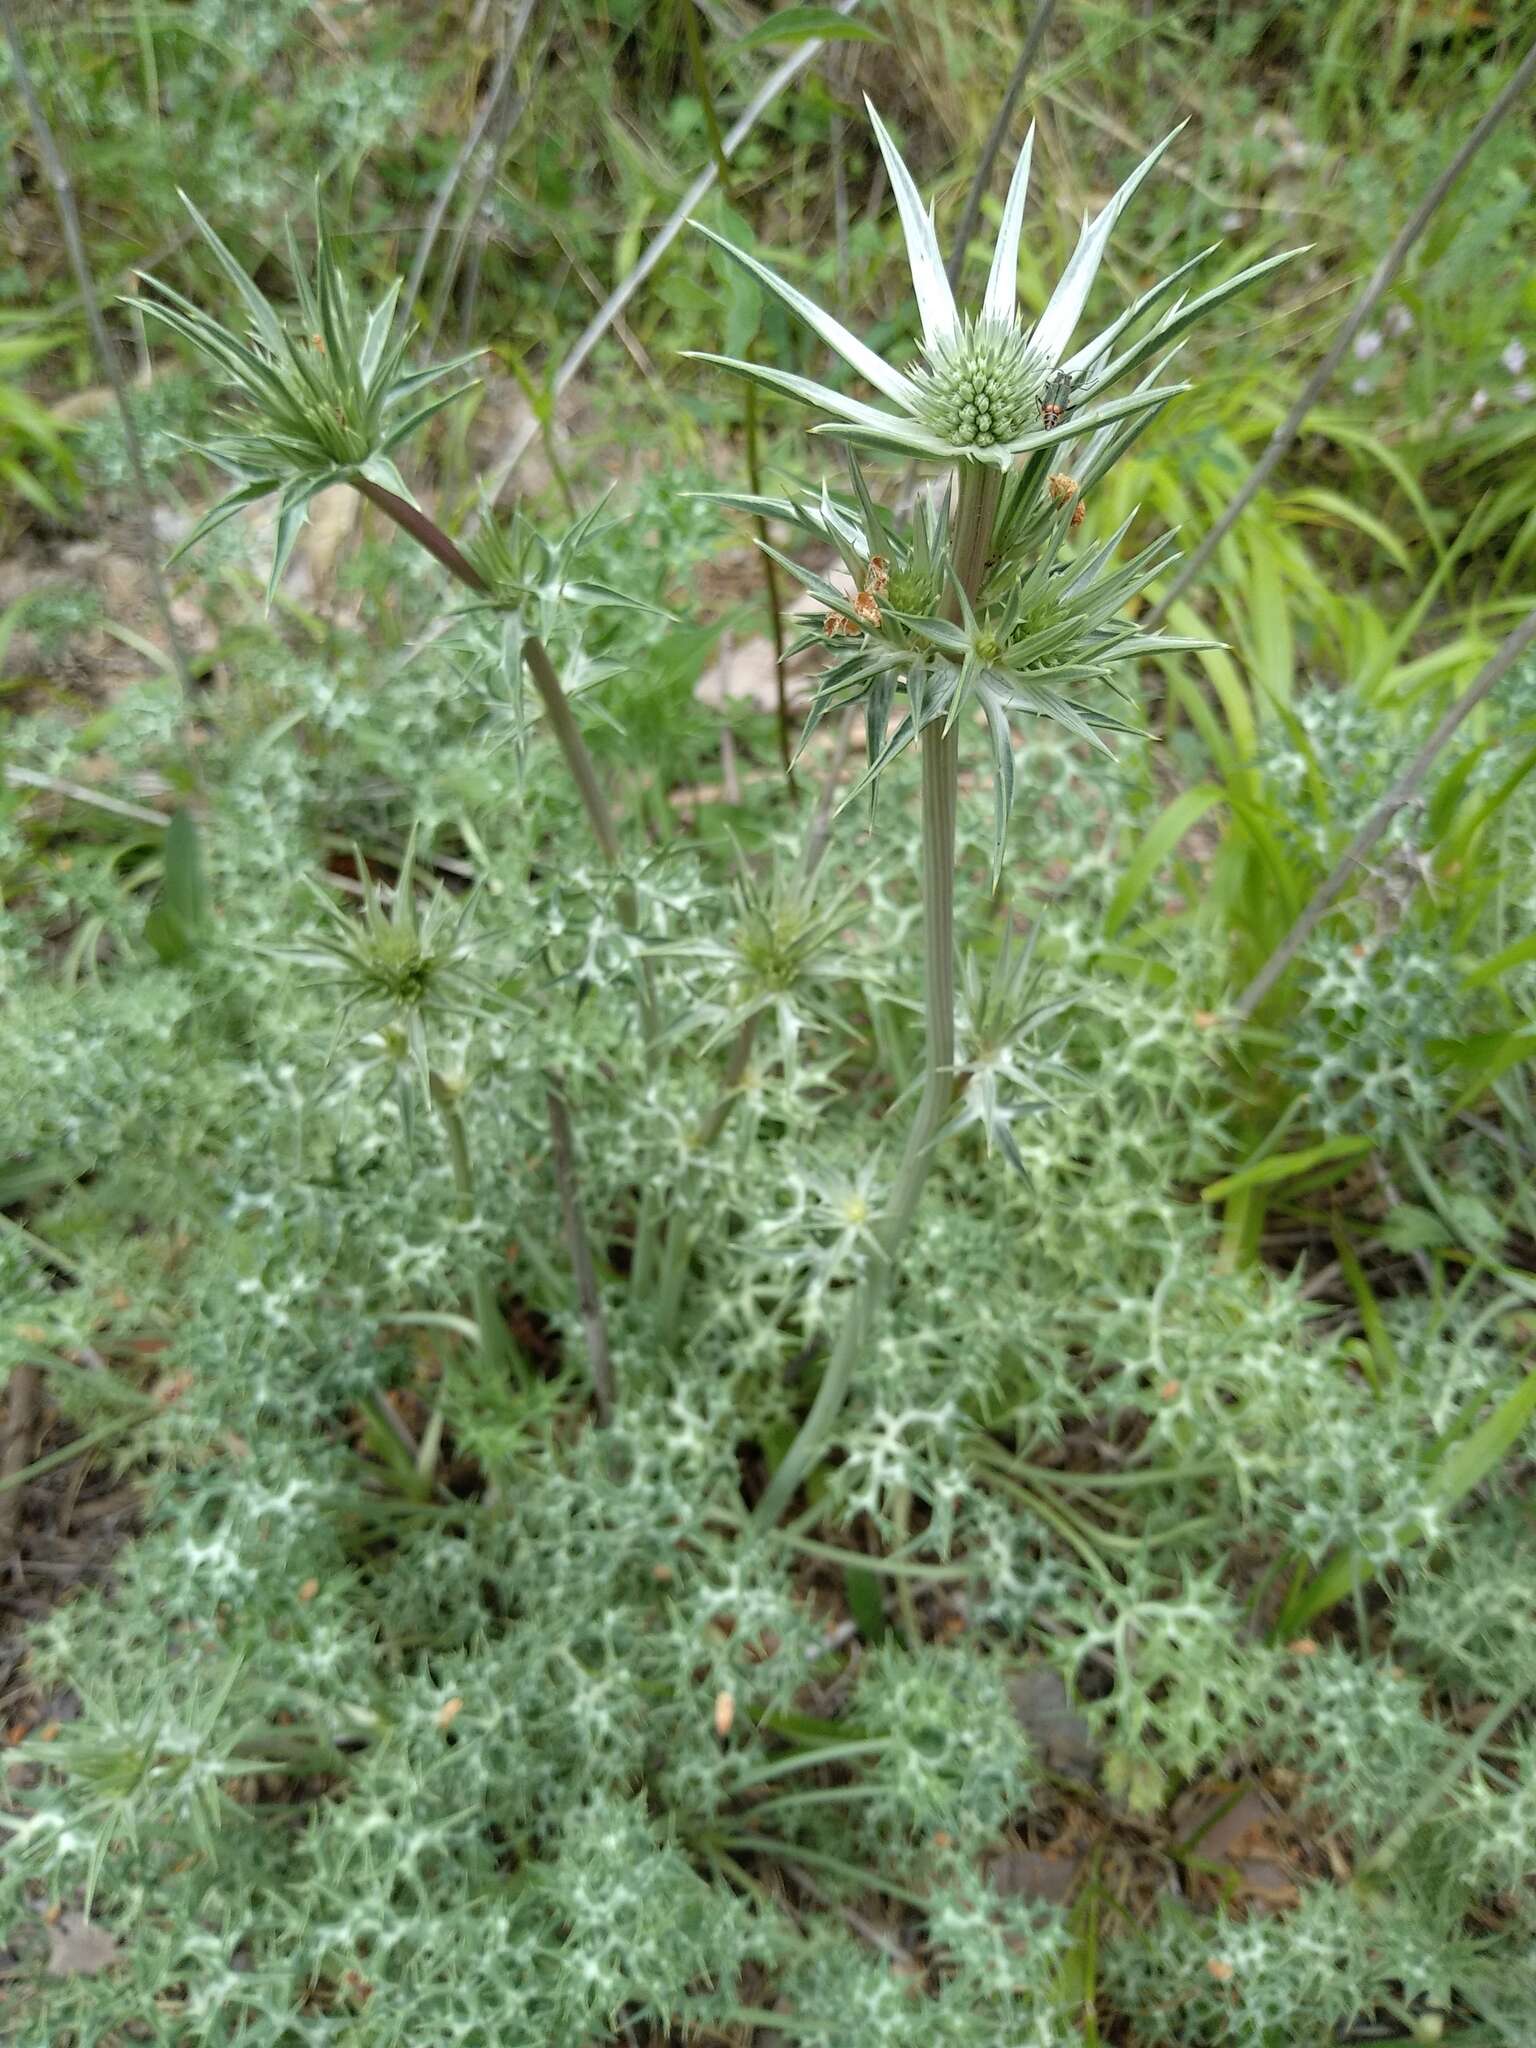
[282,832,497,1102]
[689,100,1300,471]
[655,846,867,1078]
[136,196,479,596]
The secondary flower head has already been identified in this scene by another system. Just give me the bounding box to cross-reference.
[137,195,479,597]
[689,101,1299,470]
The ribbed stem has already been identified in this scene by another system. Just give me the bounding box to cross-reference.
[523,633,658,1041]
[753,462,999,1528]
[355,476,489,595]
[349,478,632,915]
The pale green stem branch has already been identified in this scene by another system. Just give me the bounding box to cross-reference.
[521,633,623,868]
[350,473,654,1031]
[545,1075,617,1426]
[754,463,1000,1527]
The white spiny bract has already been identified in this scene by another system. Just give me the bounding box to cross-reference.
[692,100,1296,863]
[690,101,1299,469]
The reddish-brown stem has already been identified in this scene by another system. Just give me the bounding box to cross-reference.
[354,476,489,595]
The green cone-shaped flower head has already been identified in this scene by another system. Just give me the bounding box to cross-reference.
[910,315,1050,448]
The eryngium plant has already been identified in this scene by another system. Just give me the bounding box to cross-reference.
[694,102,1301,1523]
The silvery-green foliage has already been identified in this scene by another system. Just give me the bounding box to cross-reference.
[1099,1881,1474,2048]
[768,1911,1074,2048]
[1051,1566,1276,1812]
[1258,1647,1458,1848]
[1437,1721,1536,1895]
[849,1644,1037,1850]
[1285,930,1461,1141]
[1391,1498,1536,1699]
[6,365,1536,2041]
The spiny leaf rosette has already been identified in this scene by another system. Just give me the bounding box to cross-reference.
[134,195,479,598]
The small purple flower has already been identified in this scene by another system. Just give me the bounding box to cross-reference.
[1384,304,1413,338]
[1502,340,1528,376]
[1353,329,1383,362]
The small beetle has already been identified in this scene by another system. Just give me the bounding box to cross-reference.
[1036,371,1075,431]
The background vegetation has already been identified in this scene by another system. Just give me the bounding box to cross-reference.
[2,2,1535,2042]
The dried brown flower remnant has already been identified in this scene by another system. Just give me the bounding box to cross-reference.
[824,582,884,638]
[1046,472,1086,528]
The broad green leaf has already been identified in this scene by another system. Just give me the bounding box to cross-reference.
[1277,486,1411,572]
[1201,1134,1373,1203]
[144,809,209,965]
[1379,1203,1445,1254]
[1435,1367,1536,1504]
[1281,1367,1536,1634]
[1335,1232,1396,1383]
[1464,931,1536,991]
[1245,543,1292,710]
[1103,784,1222,936]
[842,1564,888,1644]
[732,7,884,49]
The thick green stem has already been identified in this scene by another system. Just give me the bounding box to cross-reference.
[753,463,999,1528]
[355,476,490,596]
[521,634,625,866]
[744,377,792,779]
[523,633,659,1041]
[545,1076,617,1426]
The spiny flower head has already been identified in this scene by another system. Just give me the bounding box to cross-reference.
[910,315,1050,449]
[689,99,1302,471]
[281,832,497,1101]
[136,195,479,597]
